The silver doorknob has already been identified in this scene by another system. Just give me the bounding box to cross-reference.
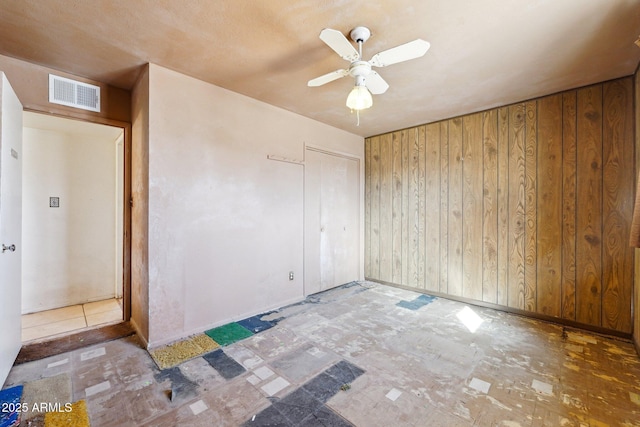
[2,244,15,253]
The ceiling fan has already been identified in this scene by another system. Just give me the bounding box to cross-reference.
[308,26,430,123]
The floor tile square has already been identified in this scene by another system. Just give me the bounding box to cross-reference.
[324,360,365,385]
[261,377,290,397]
[0,385,22,427]
[299,405,355,427]
[254,366,275,381]
[271,344,338,383]
[531,379,553,396]
[83,299,121,316]
[22,305,85,329]
[203,349,246,380]
[86,309,122,327]
[21,317,87,342]
[150,334,219,370]
[302,372,342,403]
[385,388,402,401]
[469,377,491,394]
[237,315,275,334]
[189,399,208,415]
[205,322,254,346]
[154,367,199,403]
[242,404,293,427]
[272,388,323,424]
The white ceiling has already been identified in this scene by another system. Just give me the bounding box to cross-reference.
[2,0,640,137]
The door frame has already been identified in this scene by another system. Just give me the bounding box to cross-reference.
[23,108,132,321]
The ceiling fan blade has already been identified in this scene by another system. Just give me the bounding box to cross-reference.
[365,71,389,94]
[319,28,360,62]
[369,39,430,67]
[307,69,349,87]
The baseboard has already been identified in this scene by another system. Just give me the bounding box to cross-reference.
[367,278,634,342]
[146,294,305,349]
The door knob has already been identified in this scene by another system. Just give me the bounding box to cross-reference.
[2,244,15,253]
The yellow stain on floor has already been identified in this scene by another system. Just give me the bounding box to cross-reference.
[563,362,580,371]
[588,418,610,427]
[44,400,89,427]
[591,372,623,383]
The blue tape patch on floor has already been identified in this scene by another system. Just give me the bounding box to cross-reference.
[396,294,436,310]
[237,315,275,334]
[0,385,23,427]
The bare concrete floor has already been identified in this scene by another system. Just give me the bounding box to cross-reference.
[5,282,640,426]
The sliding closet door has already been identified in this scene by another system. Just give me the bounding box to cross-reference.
[304,148,359,295]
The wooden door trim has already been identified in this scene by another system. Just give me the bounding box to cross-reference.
[22,108,132,322]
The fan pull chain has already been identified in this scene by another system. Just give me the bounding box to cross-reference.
[356,110,360,126]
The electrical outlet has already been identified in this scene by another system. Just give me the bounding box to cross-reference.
[289,271,294,281]
[49,197,60,208]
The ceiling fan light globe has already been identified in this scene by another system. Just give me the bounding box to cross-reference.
[346,85,373,110]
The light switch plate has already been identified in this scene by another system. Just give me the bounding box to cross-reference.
[50,197,59,208]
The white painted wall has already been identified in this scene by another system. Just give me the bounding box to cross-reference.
[22,115,123,313]
[140,64,363,347]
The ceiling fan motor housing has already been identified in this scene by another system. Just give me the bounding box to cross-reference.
[350,26,371,43]
[349,61,371,79]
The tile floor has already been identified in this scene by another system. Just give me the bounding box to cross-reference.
[5,282,640,426]
[21,298,123,342]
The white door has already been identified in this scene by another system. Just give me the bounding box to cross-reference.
[304,148,359,295]
[0,73,23,386]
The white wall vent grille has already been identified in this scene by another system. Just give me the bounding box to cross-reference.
[48,74,100,112]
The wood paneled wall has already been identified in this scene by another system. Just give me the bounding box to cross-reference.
[634,71,640,350]
[365,77,635,334]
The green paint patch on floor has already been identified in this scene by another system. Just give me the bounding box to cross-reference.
[205,322,253,346]
[149,334,220,370]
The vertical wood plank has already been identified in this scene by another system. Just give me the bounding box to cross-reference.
[524,101,537,312]
[602,78,633,333]
[401,130,410,286]
[378,133,393,282]
[562,92,577,321]
[418,126,427,289]
[497,107,510,306]
[462,113,484,301]
[482,109,498,304]
[364,138,371,278]
[536,94,563,317]
[448,117,464,296]
[508,103,526,309]
[407,127,420,287]
[424,123,441,291]
[370,135,381,280]
[439,121,449,294]
[576,85,603,327]
[391,131,403,285]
